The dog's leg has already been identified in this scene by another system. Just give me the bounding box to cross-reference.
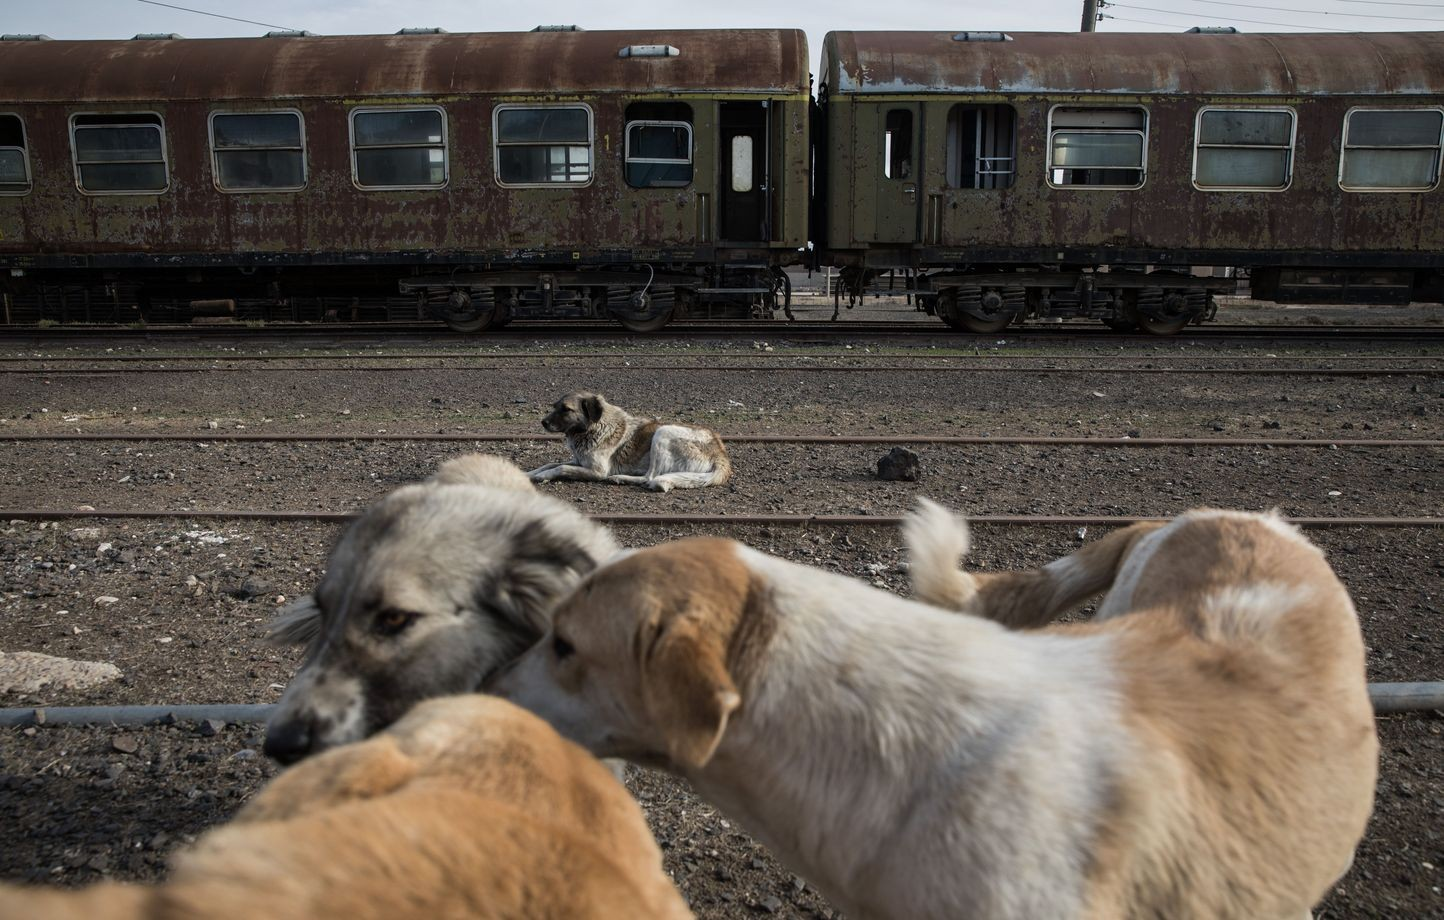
[905,499,1164,628]
[530,464,611,483]
[526,461,564,480]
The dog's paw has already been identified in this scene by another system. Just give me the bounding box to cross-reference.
[649,481,673,493]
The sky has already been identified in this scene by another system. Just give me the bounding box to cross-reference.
[4,0,1440,70]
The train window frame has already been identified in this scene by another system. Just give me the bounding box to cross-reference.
[348,105,449,192]
[493,103,595,189]
[1338,106,1444,193]
[69,111,170,196]
[0,113,31,196]
[884,109,913,181]
[208,109,308,193]
[624,120,693,189]
[1046,104,1148,191]
[1191,106,1297,193]
[945,103,1017,190]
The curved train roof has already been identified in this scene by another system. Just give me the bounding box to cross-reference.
[0,29,809,103]
[822,30,1444,97]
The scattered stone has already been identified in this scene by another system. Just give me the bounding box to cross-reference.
[223,578,272,601]
[67,527,102,542]
[111,735,140,755]
[197,719,227,737]
[1262,420,1281,430]
[0,650,122,696]
[876,447,922,482]
[756,896,783,913]
[94,595,120,606]
[231,749,258,762]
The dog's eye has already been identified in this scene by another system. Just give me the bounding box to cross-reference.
[553,634,575,660]
[374,609,419,637]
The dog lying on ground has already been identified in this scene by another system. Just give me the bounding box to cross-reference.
[0,696,692,920]
[527,392,732,492]
[493,502,1378,920]
[262,454,619,764]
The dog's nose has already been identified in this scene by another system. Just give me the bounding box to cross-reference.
[263,717,316,765]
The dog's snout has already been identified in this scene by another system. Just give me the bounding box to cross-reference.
[263,716,317,765]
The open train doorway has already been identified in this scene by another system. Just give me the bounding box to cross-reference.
[719,101,770,243]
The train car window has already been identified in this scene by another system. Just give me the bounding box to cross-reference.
[1193,108,1294,191]
[0,114,29,195]
[884,110,912,180]
[1047,106,1146,189]
[209,111,306,192]
[71,113,168,194]
[494,105,593,187]
[946,104,1016,189]
[731,136,754,193]
[625,121,692,188]
[1339,108,1443,192]
[349,107,447,190]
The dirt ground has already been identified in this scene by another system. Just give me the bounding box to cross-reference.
[1,328,1442,917]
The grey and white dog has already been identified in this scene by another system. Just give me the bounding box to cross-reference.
[528,391,732,492]
[262,454,617,764]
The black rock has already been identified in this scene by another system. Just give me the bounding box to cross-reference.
[876,447,922,482]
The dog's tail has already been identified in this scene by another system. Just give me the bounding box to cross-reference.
[431,454,535,492]
[903,498,978,611]
[0,880,151,920]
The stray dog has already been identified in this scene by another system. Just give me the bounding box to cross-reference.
[0,696,692,920]
[527,392,731,492]
[262,454,618,764]
[494,504,1378,920]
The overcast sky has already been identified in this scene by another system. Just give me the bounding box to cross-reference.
[6,0,1438,69]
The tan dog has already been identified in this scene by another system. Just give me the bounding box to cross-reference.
[528,392,731,492]
[0,696,691,920]
[494,505,1378,920]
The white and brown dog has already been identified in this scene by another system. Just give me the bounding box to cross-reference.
[0,696,691,920]
[494,502,1378,920]
[527,392,731,492]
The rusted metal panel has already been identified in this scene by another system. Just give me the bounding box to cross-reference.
[823,31,1444,97]
[0,30,808,103]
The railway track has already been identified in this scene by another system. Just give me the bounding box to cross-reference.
[7,433,1443,448]
[5,321,1444,346]
[4,508,1441,527]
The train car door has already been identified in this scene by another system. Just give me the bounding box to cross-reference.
[870,103,921,244]
[719,101,770,243]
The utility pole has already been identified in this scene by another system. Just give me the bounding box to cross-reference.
[1082,0,1099,31]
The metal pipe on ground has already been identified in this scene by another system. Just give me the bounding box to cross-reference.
[0,683,1438,727]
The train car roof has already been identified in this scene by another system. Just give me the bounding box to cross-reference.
[821,30,1444,97]
[0,29,809,103]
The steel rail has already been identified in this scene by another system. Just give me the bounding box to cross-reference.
[4,510,1441,527]
[4,352,1441,363]
[5,363,1441,376]
[7,433,1443,448]
[1,682,1439,727]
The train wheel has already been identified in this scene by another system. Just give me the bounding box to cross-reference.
[938,289,1011,334]
[439,290,496,334]
[616,308,673,333]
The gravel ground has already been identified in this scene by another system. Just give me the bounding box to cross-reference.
[1,328,1442,918]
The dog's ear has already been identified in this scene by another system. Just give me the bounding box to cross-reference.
[639,600,742,770]
[582,393,606,423]
[491,520,602,635]
[264,594,322,647]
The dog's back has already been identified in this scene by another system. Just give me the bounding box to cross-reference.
[1072,511,1378,919]
[0,697,690,920]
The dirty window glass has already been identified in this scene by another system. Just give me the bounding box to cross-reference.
[1194,109,1293,190]
[211,112,305,191]
[0,114,28,193]
[495,106,592,186]
[1048,107,1146,188]
[351,108,447,189]
[884,109,912,180]
[625,121,692,188]
[1340,109,1442,191]
[72,114,167,193]
[730,135,753,193]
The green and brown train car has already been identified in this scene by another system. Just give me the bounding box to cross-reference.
[0,28,810,330]
[817,30,1444,332]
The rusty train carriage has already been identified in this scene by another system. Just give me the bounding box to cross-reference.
[0,29,810,331]
[818,31,1444,333]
